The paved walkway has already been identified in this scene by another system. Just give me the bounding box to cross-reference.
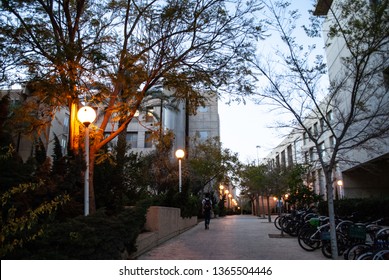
[137,215,330,260]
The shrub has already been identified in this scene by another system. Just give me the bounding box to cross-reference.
[5,201,149,259]
[318,198,389,224]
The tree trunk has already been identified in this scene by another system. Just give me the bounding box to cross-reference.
[325,169,338,259]
[261,195,266,218]
[251,198,255,215]
[267,196,271,222]
[255,194,260,216]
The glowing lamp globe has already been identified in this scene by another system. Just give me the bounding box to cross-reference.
[77,106,96,126]
[175,149,185,159]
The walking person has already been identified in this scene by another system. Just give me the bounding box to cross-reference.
[202,193,212,230]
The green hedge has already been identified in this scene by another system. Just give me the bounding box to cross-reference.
[5,201,150,259]
[318,198,389,225]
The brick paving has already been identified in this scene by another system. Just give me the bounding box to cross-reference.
[136,215,331,260]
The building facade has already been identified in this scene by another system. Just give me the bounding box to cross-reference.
[0,86,70,162]
[1,85,220,163]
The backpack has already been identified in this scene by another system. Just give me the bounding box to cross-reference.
[203,198,212,212]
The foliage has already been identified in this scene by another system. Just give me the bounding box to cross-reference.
[149,189,200,218]
[287,185,323,210]
[318,198,389,225]
[94,146,150,214]
[283,164,323,209]
[0,0,264,213]
[4,203,149,259]
[0,182,70,258]
[189,137,242,194]
[142,130,179,195]
[239,163,268,195]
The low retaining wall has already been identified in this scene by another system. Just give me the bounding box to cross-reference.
[131,206,197,259]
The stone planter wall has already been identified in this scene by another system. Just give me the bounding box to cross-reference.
[131,206,197,259]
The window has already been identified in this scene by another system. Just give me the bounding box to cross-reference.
[320,118,325,132]
[309,147,315,162]
[196,131,209,141]
[63,115,69,132]
[319,142,326,158]
[303,132,307,145]
[281,150,286,167]
[144,131,153,148]
[329,135,336,149]
[287,145,293,166]
[126,132,138,148]
[313,122,319,136]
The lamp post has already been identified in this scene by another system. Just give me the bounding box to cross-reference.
[175,149,185,193]
[284,193,289,213]
[77,106,96,216]
[256,145,261,166]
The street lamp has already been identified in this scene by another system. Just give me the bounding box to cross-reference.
[256,145,261,166]
[175,149,185,193]
[219,184,224,199]
[337,179,343,199]
[77,106,96,216]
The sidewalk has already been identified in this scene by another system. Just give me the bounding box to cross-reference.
[137,215,331,260]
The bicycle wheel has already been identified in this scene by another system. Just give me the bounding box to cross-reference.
[344,244,372,260]
[274,215,282,230]
[321,232,348,259]
[357,251,373,260]
[298,227,320,251]
[372,249,389,260]
[321,240,333,259]
[280,216,294,235]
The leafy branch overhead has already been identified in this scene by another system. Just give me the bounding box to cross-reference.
[0,0,264,213]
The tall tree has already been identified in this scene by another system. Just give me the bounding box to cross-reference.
[189,136,242,195]
[250,0,389,258]
[0,0,263,213]
[239,163,268,216]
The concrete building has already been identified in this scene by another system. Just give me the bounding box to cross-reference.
[105,88,220,158]
[264,0,389,199]
[0,86,69,162]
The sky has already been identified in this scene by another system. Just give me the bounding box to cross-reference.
[217,0,325,163]
[218,99,285,164]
